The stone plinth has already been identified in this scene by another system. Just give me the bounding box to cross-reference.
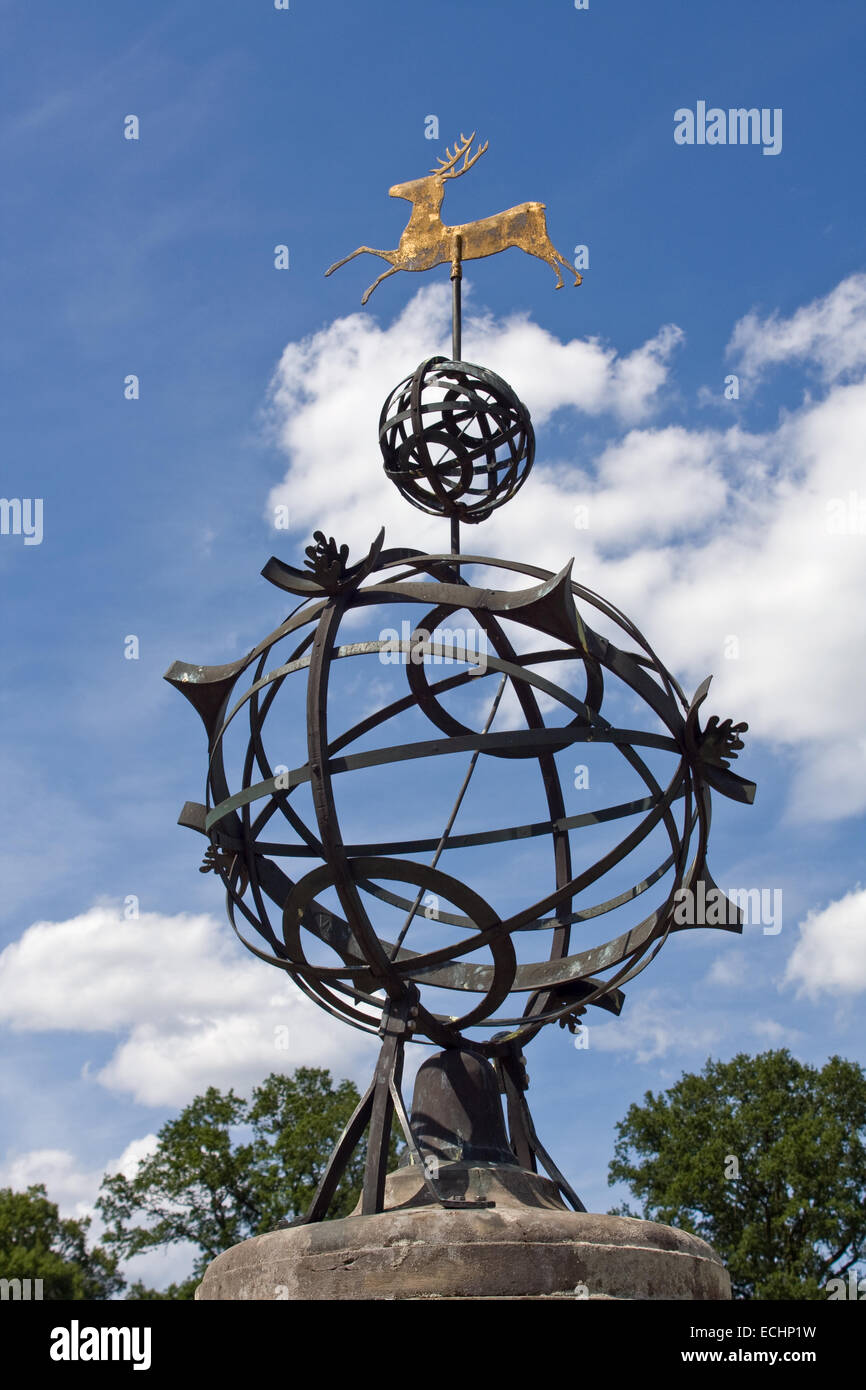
[195,1162,730,1301]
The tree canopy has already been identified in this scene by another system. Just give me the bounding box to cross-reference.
[608,1048,866,1299]
[97,1067,391,1297]
[0,1184,123,1300]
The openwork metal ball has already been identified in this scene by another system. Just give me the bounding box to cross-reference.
[379,356,535,522]
[168,532,754,1058]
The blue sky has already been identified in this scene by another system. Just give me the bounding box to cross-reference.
[1,0,865,1290]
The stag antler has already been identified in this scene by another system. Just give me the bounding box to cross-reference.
[431,131,489,180]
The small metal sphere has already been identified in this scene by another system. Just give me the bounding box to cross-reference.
[379,356,535,523]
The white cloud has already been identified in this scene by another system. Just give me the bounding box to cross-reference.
[106,1135,160,1183]
[588,992,723,1063]
[706,954,748,988]
[0,1135,157,1227]
[783,885,866,999]
[750,1018,801,1045]
[727,272,866,384]
[0,1147,104,1224]
[0,1136,198,1291]
[264,283,684,554]
[0,906,376,1106]
[264,274,866,823]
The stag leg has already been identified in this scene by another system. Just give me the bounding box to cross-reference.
[324,247,393,276]
[553,246,583,287]
[528,209,582,288]
[529,243,584,290]
[532,246,565,290]
[361,265,401,305]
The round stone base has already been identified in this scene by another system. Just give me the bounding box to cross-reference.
[195,1165,730,1301]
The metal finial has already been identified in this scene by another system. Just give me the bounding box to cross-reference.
[324,133,582,305]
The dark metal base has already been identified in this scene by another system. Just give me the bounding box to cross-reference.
[281,992,585,1226]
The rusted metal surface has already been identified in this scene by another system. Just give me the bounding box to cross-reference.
[409,1048,515,1166]
[168,539,754,1224]
[166,540,754,1061]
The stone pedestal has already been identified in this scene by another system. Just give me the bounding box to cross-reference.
[195,1161,730,1301]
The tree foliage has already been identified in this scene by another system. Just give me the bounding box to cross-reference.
[97,1067,392,1296]
[608,1049,866,1299]
[0,1184,123,1300]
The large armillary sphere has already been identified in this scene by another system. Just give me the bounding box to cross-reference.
[166,134,755,1220]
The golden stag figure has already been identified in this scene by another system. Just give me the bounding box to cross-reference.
[325,132,582,304]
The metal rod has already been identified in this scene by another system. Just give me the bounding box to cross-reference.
[450,233,463,361]
[449,235,464,569]
[389,672,509,960]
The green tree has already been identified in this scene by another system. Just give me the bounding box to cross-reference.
[97,1067,396,1298]
[123,1278,200,1301]
[608,1049,866,1299]
[0,1184,124,1300]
